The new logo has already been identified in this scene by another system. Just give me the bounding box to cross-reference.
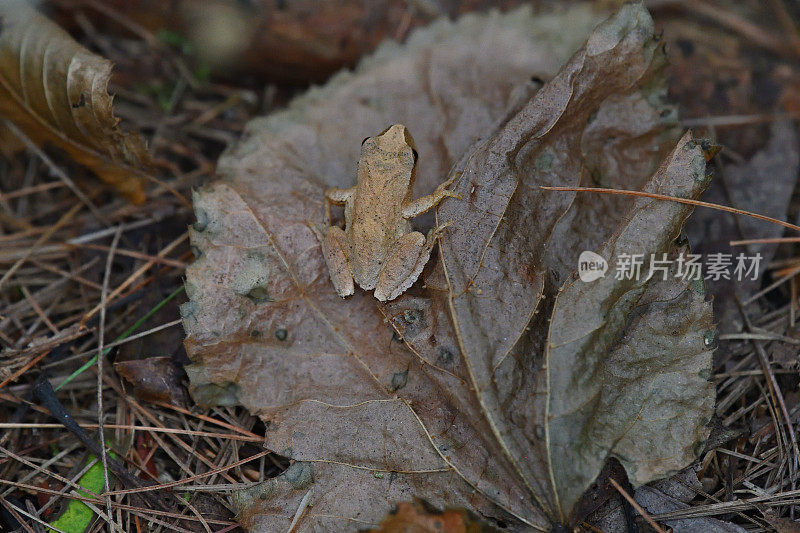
[578,251,607,282]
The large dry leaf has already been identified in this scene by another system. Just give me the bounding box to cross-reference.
[182,3,715,531]
[0,0,151,203]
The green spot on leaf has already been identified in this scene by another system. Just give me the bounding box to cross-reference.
[48,449,116,533]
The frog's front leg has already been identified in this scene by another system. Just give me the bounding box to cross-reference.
[401,174,460,219]
[320,226,355,298]
[374,226,447,301]
[325,186,355,226]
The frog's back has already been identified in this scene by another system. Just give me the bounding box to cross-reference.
[347,124,416,289]
[348,178,411,289]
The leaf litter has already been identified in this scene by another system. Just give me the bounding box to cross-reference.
[0,0,152,203]
[0,0,798,532]
[183,3,719,531]
[686,118,800,333]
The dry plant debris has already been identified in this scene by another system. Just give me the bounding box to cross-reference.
[0,0,152,203]
[2,0,800,532]
[184,4,715,530]
[47,0,530,84]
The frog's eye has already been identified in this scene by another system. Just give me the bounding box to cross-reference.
[411,148,419,163]
[361,137,370,146]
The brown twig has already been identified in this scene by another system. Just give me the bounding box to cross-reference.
[97,225,122,528]
[541,186,800,233]
[608,478,666,533]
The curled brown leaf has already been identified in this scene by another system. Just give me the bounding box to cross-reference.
[0,0,152,203]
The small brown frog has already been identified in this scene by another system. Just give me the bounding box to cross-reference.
[318,124,458,301]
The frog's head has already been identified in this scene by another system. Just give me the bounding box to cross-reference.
[361,124,418,169]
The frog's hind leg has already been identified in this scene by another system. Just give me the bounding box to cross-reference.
[321,226,355,298]
[374,229,440,302]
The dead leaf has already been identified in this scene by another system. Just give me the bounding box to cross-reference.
[115,356,189,406]
[772,340,799,369]
[54,0,530,84]
[589,464,748,532]
[438,126,714,521]
[369,499,499,533]
[183,4,715,531]
[570,458,631,526]
[686,118,800,332]
[434,4,711,521]
[0,0,152,203]
[634,466,747,533]
[762,509,800,533]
